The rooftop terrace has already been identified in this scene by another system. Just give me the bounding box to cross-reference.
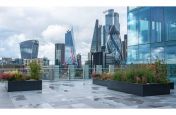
[0,80,176,108]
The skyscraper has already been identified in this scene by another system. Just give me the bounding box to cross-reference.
[106,25,122,65]
[77,53,82,68]
[90,19,102,53]
[65,28,77,65]
[20,40,39,59]
[122,34,127,63]
[55,43,65,67]
[104,9,121,45]
[104,9,122,65]
[90,9,122,68]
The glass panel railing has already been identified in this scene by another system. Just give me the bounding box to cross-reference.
[0,65,118,81]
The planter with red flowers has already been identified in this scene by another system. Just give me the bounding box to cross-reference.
[0,61,42,92]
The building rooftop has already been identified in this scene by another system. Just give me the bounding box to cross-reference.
[0,80,176,108]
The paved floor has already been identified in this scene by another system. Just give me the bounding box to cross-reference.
[0,80,176,108]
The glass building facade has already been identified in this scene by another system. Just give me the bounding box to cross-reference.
[20,40,39,59]
[65,29,77,65]
[127,7,176,81]
[106,25,122,65]
[55,43,65,67]
[90,19,102,52]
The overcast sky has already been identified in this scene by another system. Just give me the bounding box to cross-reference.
[0,7,127,64]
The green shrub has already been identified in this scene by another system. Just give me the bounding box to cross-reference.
[112,59,169,84]
[114,70,123,81]
[29,61,41,80]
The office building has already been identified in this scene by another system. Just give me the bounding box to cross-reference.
[65,29,77,65]
[1,57,12,65]
[11,58,24,65]
[90,19,102,52]
[127,7,176,81]
[77,53,82,68]
[105,25,122,65]
[104,9,120,44]
[90,9,123,68]
[122,34,127,63]
[20,40,39,59]
[55,43,65,67]
[23,58,49,67]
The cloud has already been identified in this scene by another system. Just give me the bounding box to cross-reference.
[0,33,28,58]
[38,42,55,64]
[0,48,5,52]
[42,25,68,43]
[0,7,127,65]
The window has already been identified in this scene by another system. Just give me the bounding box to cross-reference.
[165,7,176,41]
[128,12,138,46]
[139,19,149,44]
[165,46,176,64]
[151,46,164,63]
[166,22,176,41]
[138,44,150,63]
[21,48,32,54]
[151,21,161,43]
[127,45,138,64]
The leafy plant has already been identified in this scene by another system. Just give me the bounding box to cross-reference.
[114,70,123,81]
[111,59,169,84]
[29,61,41,80]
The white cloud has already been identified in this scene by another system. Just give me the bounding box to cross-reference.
[38,42,55,64]
[0,48,5,52]
[0,7,127,65]
[41,25,68,43]
[0,33,28,58]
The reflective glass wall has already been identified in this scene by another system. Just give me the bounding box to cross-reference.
[127,7,176,81]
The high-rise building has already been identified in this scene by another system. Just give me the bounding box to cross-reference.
[20,40,39,59]
[65,29,77,65]
[55,43,65,67]
[127,7,176,81]
[77,53,82,68]
[122,34,127,63]
[90,9,122,68]
[90,19,102,53]
[104,9,122,65]
[106,25,122,65]
[104,9,120,44]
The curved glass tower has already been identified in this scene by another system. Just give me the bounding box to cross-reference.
[20,40,39,59]
[106,25,122,64]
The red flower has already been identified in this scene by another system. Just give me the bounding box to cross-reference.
[0,73,15,80]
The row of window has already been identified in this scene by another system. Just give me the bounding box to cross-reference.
[127,45,176,64]
[128,7,176,46]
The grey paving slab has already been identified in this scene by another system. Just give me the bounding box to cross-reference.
[0,80,176,108]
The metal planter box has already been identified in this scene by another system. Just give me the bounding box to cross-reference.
[170,82,174,89]
[92,79,109,86]
[107,80,170,96]
[6,80,42,92]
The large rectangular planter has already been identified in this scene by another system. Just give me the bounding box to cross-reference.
[107,80,170,96]
[6,80,42,92]
[92,79,109,86]
[170,82,174,89]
